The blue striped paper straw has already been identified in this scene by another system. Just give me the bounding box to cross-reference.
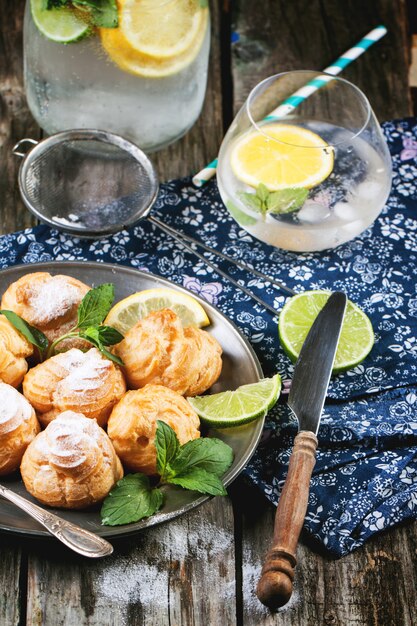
[192,25,387,187]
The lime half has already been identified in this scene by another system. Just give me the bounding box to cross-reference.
[31,0,90,43]
[279,290,374,373]
[187,374,281,428]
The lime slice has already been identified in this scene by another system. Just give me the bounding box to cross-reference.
[187,374,281,428]
[230,124,334,191]
[105,288,210,335]
[31,0,90,43]
[279,290,374,373]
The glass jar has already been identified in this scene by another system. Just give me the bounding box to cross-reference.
[23,0,210,152]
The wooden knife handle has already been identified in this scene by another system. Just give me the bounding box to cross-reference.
[256,430,318,610]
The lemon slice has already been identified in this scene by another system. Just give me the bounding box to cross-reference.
[187,374,281,428]
[121,0,207,59]
[105,288,210,335]
[278,290,374,373]
[230,124,334,191]
[100,0,208,78]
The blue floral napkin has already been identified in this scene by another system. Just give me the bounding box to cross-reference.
[1,118,417,557]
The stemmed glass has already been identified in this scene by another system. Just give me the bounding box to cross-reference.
[217,71,392,252]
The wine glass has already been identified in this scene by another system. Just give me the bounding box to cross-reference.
[217,71,392,252]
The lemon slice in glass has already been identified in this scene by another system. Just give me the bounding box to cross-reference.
[278,290,374,373]
[100,0,208,77]
[187,374,281,428]
[121,0,207,59]
[105,288,210,335]
[230,124,334,191]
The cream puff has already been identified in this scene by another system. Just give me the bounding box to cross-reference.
[23,348,126,427]
[1,272,90,343]
[0,382,40,476]
[0,315,34,387]
[21,411,123,509]
[107,384,200,475]
[114,309,222,396]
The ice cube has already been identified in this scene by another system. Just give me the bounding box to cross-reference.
[354,181,382,200]
[297,201,330,224]
[333,202,359,222]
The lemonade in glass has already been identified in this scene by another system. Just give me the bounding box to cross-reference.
[24,0,210,152]
[217,71,392,252]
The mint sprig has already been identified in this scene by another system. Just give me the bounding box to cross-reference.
[101,421,234,526]
[240,183,308,216]
[1,283,124,365]
[45,0,118,29]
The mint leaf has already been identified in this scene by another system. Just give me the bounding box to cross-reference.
[101,474,163,526]
[96,325,124,346]
[0,310,49,352]
[239,192,264,213]
[155,421,180,477]
[73,0,118,28]
[77,284,114,328]
[78,327,124,365]
[199,0,208,7]
[170,437,234,477]
[226,201,257,226]
[99,345,124,366]
[256,183,269,203]
[266,188,308,214]
[46,0,69,8]
[168,468,227,496]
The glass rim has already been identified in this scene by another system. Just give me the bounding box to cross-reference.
[245,70,372,148]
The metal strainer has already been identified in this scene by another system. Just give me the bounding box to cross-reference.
[12,128,294,309]
[13,129,159,238]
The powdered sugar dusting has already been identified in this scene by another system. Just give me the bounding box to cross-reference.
[26,277,82,325]
[33,411,101,470]
[54,348,112,393]
[0,382,33,435]
[93,519,234,621]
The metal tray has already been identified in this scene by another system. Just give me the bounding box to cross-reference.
[0,261,264,539]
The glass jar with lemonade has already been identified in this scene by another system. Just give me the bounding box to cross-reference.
[24,0,210,152]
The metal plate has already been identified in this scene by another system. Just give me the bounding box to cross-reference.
[0,261,264,539]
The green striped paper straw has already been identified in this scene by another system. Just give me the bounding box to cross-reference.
[192,25,387,187]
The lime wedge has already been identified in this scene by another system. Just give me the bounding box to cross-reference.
[187,374,281,428]
[31,0,90,43]
[279,290,374,373]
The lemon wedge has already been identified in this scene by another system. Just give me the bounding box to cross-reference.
[105,288,210,335]
[230,124,334,191]
[100,0,208,78]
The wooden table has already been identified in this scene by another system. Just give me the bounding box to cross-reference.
[1,2,416,624]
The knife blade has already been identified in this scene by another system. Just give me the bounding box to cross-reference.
[257,291,347,610]
[288,291,347,433]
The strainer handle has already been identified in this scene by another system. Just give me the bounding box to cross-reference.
[12,138,39,158]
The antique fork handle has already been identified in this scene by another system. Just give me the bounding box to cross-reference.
[0,484,113,558]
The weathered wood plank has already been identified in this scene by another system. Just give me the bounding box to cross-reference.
[0,0,39,235]
[234,480,417,626]
[231,0,412,120]
[0,542,23,626]
[27,500,236,626]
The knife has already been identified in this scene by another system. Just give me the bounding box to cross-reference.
[256,291,347,610]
